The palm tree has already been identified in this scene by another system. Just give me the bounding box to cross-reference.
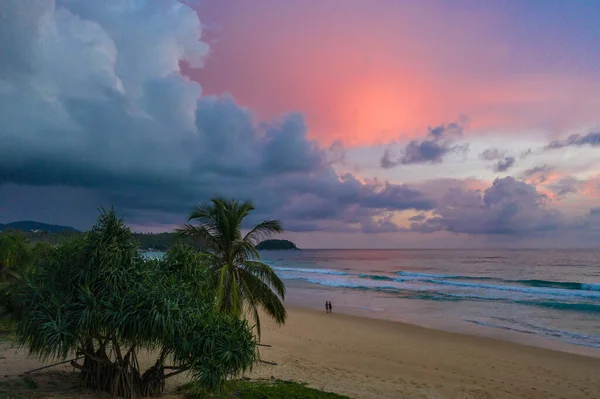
[178,197,287,337]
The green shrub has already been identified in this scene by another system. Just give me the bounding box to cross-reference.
[14,209,257,399]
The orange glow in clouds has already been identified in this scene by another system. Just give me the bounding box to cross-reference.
[188,2,600,147]
[330,77,430,146]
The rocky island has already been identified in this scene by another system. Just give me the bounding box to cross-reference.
[256,239,299,250]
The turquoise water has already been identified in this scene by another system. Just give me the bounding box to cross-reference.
[146,249,600,353]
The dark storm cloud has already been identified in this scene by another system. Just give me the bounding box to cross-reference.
[0,0,433,233]
[408,177,562,235]
[380,122,468,168]
[546,131,600,149]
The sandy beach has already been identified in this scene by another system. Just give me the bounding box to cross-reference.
[2,306,600,399]
[249,306,600,399]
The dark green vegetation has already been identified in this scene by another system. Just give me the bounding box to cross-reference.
[0,221,79,233]
[0,199,319,399]
[183,379,351,399]
[178,197,287,337]
[135,231,197,250]
[0,378,44,399]
[256,239,299,250]
[0,231,53,315]
[0,315,17,340]
[2,222,296,252]
[10,209,258,399]
[5,229,187,250]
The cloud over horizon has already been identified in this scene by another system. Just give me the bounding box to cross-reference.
[408,177,562,235]
[381,122,468,168]
[1,0,600,247]
[546,132,600,150]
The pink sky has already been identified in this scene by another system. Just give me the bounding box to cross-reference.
[186,0,600,147]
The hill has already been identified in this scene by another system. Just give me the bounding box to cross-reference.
[256,239,299,250]
[0,221,79,233]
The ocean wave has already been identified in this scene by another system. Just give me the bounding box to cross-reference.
[467,318,600,348]
[396,272,600,294]
[466,320,536,335]
[519,301,600,313]
[284,273,600,314]
[396,271,495,280]
[272,266,348,275]
[421,279,600,299]
[359,274,395,281]
[517,279,600,292]
[276,266,600,301]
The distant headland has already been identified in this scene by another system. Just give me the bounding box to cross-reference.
[256,239,299,250]
[0,221,79,233]
[1,221,299,251]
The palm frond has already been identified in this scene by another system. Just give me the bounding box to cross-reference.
[243,220,283,246]
[242,260,286,299]
[232,240,260,265]
[176,224,221,252]
[238,270,287,326]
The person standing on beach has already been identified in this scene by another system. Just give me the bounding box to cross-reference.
[329,301,333,313]
[325,301,329,313]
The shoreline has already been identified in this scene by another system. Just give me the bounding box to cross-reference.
[287,304,600,359]
[282,281,600,359]
[249,305,600,398]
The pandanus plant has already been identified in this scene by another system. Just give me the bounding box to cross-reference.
[15,209,257,398]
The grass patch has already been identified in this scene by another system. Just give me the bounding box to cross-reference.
[182,379,352,399]
[23,376,40,390]
[0,377,46,399]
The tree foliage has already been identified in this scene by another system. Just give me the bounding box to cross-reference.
[14,209,257,398]
[0,231,32,281]
[178,197,287,337]
[18,229,194,251]
[0,232,53,316]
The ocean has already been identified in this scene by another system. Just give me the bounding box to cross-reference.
[146,249,600,354]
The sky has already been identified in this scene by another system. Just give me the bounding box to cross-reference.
[1,0,600,248]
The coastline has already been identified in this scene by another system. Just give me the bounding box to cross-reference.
[249,305,600,399]
[281,279,600,358]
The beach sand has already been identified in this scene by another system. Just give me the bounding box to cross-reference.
[249,306,600,399]
[1,306,599,399]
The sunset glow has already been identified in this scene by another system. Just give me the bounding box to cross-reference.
[1,0,600,248]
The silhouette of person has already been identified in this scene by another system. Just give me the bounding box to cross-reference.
[329,301,333,313]
[325,301,329,313]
